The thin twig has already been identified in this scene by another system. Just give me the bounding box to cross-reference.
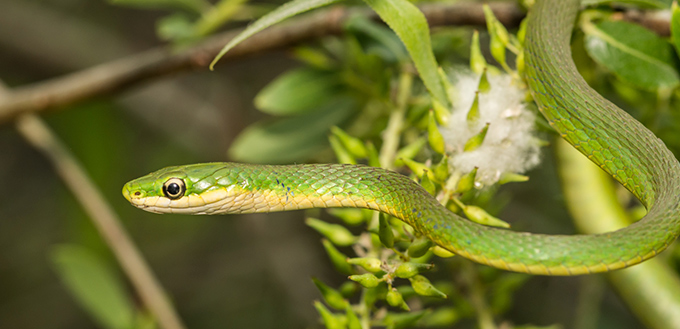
[461,261,497,329]
[0,2,525,124]
[380,70,413,169]
[2,78,186,329]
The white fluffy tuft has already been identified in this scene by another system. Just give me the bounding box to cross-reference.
[439,71,541,186]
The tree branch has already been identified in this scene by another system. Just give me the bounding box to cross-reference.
[0,2,524,124]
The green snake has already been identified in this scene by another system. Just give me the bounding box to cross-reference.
[122,0,680,275]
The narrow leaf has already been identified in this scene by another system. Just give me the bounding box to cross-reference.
[210,0,343,69]
[362,0,449,107]
[470,30,486,74]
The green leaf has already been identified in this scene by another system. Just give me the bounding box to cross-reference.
[344,16,408,62]
[157,14,196,42]
[255,68,342,115]
[50,245,135,329]
[672,1,680,56]
[193,0,248,37]
[229,96,356,163]
[583,20,679,91]
[321,239,354,275]
[313,301,345,329]
[306,217,358,246]
[362,0,449,107]
[210,0,343,69]
[312,278,350,310]
[470,30,487,74]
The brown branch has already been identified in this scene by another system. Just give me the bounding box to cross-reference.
[0,2,524,124]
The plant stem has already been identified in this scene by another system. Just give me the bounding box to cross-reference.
[573,276,604,329]
[380,70,412,168]
[461,262,496,329]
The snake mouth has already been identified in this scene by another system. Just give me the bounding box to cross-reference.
[125,196,165,214]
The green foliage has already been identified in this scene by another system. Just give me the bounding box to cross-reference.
[361,0,449,108]
[112,0,251,44]
[672,1,680,57]
[306,217,358,246]
[583,20,679,91]
[210,0,449,105]
[228,96,356,163]
[577,4,680,159]
[229,17,431,164]
[255,68,343,115]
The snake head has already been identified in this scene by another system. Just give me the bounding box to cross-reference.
[122,163,232,214]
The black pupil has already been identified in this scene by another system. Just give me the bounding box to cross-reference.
[167,183,181,196]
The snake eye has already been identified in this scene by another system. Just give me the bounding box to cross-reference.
[162,178,186,200]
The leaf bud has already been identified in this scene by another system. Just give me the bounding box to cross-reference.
[409,275,448,298]
[428,110,446,155]
[466,92,480,125]
[307,218,358,246]
[313,301,345,329]
[432,245,456,258]
[321,239,353,275]
[478,68,491,93]
[331,126,368,158]
[407,237,433,258]
[395,262,434,279]
[386,288,410,311]
[348,273,381,288]
[378,213,395,248]
[455,167,478,194]
[420,170,436,195]
[470,30,487,74]
[347,257,383,273]
[312,278,349,310]
[463,122,490,152]
[462,205,510,228]
[329,135,356,164]
[498,172,529,185]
